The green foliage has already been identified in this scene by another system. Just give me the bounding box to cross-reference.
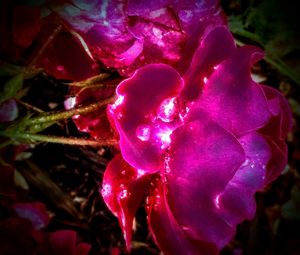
[227,0,300,84]
[282,185,300,221]
[0,73,24,104]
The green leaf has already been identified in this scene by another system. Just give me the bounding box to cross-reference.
[0,64,23,77]
[227,0,300,85]
[0,73,24,104]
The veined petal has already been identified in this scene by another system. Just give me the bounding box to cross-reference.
[196,46,271,135]
[148,182,218,255]
[166,116,245,247]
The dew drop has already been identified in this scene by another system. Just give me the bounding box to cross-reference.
[101,183,112,197]
[137,169,146,178]
[157,97,178,123]
[136,125,151,141]
[111,95,125,110]
[119,189,128,200]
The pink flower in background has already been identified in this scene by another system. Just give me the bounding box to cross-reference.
[101,26,292,254]
[56,0,226,76]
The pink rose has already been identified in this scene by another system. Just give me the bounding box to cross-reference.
[56,0,226,76]
[101,26,292,254]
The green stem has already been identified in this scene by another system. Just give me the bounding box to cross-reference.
[3,132,117,146]
[27,96,114,125]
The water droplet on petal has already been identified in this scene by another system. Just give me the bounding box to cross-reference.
[157,97,178,122]
[101,183,112,197]
[156,128,173,149]
[119,189,128,200]
[136,125,151,141]
[137,169,146,178]
[111,95,125,110]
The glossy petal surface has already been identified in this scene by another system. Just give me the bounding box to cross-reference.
[101,155,150,250]
[108,64,183,172]
[219,132,271,226]
[196,46,271,135]
[65,87,115,139]
[57,0,226,76]
[166,117,244,247]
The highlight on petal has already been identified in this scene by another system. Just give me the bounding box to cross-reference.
[101,155,151,250]
[166,116,245,247]
[181,26,235,101]
[196,45,271,135]
[108,64,183,172]
[147,181,218,255]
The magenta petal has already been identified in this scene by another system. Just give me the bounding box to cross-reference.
[58,0,225,76]
[44,230,91,255]
[0,99,18,122]
[148,183,218,255]
[259,85,292,140]
[166,117,245,247]
[181,26,235,100]
[66,87,115,139]
[218,132,271,225]
[13,202,50,230]
[264,138,288,184]
[108,64,183,172]
[101,155,150,250]
[196,46,271,135]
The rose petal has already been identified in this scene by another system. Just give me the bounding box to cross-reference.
[166,116,245,247]
[0,99,18,122]
[218,132,271,225]
[108,64,183,172]
[264,138,288,184]
[58,0,225,76]
[259,85,292,140]
[195,46,271,135]
[181,26,235,100]
[13,202,50,230]
[101,155,150,250]
[148,182,218,255]
[45,230,76,255]
[67,87,115,139]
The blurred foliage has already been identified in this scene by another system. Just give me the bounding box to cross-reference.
[224,0,300,85]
